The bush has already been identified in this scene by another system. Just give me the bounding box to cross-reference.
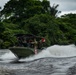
[2,41,11,49]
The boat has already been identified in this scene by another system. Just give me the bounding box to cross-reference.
[9,34,46,59]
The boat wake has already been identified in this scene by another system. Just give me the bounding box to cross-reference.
[19,44,76,62]
[0,50,17,63]
[0,44,76,62]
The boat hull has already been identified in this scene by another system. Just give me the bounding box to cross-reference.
[9,47,35,59]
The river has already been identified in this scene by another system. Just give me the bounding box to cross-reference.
[0,44,76,75]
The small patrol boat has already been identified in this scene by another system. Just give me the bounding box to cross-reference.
[9,34,46,59]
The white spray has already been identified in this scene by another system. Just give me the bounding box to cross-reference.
[0,50,16,60]
[20,44,76,61]
[0,44,76,62]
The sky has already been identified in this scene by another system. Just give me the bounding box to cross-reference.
[0,0,76,16]
[50,0,76,16]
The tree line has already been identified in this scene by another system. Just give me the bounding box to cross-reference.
[0,0,76,48]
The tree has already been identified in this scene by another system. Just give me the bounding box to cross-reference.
[61,13,76,29]
[48,4,61,17]
[0,0,46,22]
[57,14,76,44]
[0,22,5,36]
[22,14,67,45]
[0,0,60,23]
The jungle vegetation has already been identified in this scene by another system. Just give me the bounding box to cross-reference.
[0,0,76,48]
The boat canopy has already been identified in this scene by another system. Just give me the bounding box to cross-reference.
[15,34,36,37]
[15,34,43,39]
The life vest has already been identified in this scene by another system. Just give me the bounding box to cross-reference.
[41,38,45,42]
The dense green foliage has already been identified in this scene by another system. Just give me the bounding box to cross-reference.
[0,0,76,48]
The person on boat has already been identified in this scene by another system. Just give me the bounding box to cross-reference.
[41,37,46,47]
[27,39,33,47]
[33,38,38,54]
[17,37,23,46]
[38,37,46,49]
[28,38,38,54]
[33,37,46,54]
